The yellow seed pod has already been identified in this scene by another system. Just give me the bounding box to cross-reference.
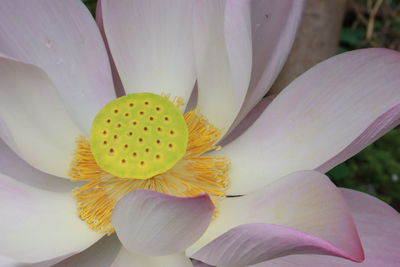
[90,93,188,179]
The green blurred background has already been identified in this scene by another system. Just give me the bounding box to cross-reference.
[331,0,400,211]
[82,0,400,210]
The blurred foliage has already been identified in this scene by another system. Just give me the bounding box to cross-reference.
[82,0,96,16]
[333,0,400,210]
[328,129,400,210]
[81,0,400,210]
[339,0,400,52]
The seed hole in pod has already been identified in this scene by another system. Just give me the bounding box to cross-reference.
[129,103,134,107]
[128,132,133,136]
[164,116,169,121]
[149,116,154,121]
[168,143,173,148]
[145,148,150,153]
[140,161,145,166]
[156,106,161,111]
[124,113,130,117]
[106,119,111,124]
[103,140,108,145]
[114,134,118,140]
[139,111,144,115]
[124,144,129,149]
[109,148,115,153]
[155,154,161,159]
[157,127,162,132]
[144,101,149,106]
[132,121,137,126]
[143,127,148,132]
[117,123,122,128]
[121,159,126,164]
[138,138,143,143]
[102,130,107,135]
[114,109,119,114]
[132,152,137,157]
[156,139,161,145]
[169,130,174,135]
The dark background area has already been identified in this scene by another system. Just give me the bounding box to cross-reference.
[330,0,400,211]
[82,0,400,210]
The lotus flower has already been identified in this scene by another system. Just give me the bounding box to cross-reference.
[0,0,399,266]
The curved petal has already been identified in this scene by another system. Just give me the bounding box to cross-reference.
[0,0,115,133]
[0,256,17,267]
[0,173,102,264]
[54,235,121,267]
[193,224,360,267]
[220,96,274,146]
[20,254,74,267]
[187,171,363,266]
[0,56,81,178]
[194,0,252,133]
[317,103,400,172]
[251,189,400,267]
[217,48,400,194]
[192,260,213,267]
[101,0,196,104]
[96,0,125,98]
[112,247,192,267]
[112,190,214,256]
[231,0,305,131]
[0,138,73,192]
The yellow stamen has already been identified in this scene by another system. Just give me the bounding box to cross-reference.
[70,107,229,234]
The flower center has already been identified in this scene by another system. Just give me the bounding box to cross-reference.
[70,93,229,234]
[90,93,188,179]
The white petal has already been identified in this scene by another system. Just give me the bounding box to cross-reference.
[194,0,252,133]
[101,0,196,103]
[217,48,400,194]
[112,190,214,256]
[112,247,192,267]
[0,0,115,133]
[54,235,121,267]
[0,138,73,191]
[0,173,101,263]
[220,96,273,146]
[0,56,81,178]
[232,0,305,128]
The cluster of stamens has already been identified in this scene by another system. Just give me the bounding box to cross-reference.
[70,93,229,234]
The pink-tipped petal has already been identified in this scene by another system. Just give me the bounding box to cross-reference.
[0,56,81,178]
[112,190,214,256]
[194,0,252,133]
[54,235,121,267]
[0,0,115,133]
[231,0,305,131]
[101,0,196,104]
[0,173,101,264]
[193,224,359,267]
[112,248,192,267]
[317,103,400,172]
[252,189,400,267]
[188,171,364,266]
[217,48,400,194]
